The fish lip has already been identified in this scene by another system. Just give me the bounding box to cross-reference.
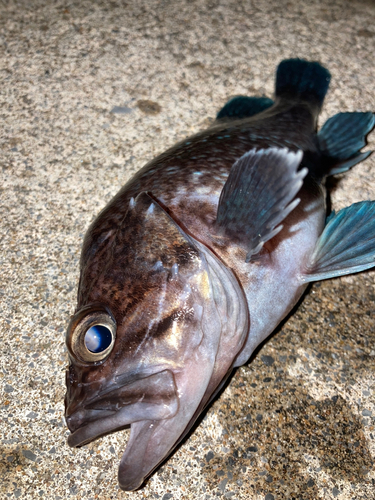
[67,411,129,448]
[66,369,179,448]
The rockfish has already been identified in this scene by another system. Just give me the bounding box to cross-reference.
[65,59,375,490]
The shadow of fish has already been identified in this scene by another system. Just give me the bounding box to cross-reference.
[64,59,375,491]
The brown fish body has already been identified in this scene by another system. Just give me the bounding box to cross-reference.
[79,99,323,358]
[65,59,375,490]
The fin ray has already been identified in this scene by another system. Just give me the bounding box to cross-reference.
[216,96,274,121]
[216,147,307,261]
[301,201,375,282]
[276,59,331,107]
[318,112,375,176]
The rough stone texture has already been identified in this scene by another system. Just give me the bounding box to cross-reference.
[0,0,374,499]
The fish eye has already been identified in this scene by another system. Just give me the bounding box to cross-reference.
[84,324,113,353]
[66,306,116,363]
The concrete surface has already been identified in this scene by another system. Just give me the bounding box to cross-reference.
[0,0,374,499]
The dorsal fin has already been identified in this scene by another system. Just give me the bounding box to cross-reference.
[216,96,274,121]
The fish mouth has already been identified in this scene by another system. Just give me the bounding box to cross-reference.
[66,369,179,448]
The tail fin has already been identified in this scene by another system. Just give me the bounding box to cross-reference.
[275,59,331,107]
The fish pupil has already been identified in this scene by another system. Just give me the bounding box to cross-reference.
[84,325,112,353]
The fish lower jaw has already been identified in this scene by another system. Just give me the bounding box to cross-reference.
[66,408,118,436]
[67,414,128,448]
[66,369,180,447]
[67,394,179,447]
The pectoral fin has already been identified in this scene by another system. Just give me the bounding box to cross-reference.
[301,201,375,282]
[216,147,307,262]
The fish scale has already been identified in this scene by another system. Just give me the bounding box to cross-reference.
[64,58,375,491]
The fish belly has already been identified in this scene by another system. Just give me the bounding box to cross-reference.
[233,183,326,366]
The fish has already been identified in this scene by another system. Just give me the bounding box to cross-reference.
[64,58,375,491]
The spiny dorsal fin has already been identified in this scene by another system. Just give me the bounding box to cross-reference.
[216,147,307,262]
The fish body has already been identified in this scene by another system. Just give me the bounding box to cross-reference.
[65,59,375,490]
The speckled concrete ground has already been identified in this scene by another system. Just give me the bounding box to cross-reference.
[1,0,374,499]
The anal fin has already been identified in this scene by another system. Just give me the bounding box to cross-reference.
[216,147,307,262]
[301,201,375,282]
[318,112,375,175]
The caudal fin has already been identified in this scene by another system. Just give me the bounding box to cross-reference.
[275,58,331,107]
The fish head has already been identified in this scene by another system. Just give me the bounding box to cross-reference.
[65,192,249,490]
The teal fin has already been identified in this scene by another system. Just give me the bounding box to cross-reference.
[276,59,331,107]
[216,147,307,262]
[318,112,375,175]
[216,96,274,120]
[301,201,375,282]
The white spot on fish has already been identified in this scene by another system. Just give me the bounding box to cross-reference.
[196,186,215,195]
[152,260,164,271]
[170,263,179,278]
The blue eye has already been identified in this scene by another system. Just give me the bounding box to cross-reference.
[84,325,113,353]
